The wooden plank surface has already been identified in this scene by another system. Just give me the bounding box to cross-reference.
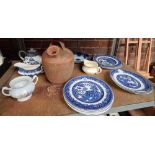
[0,63,154,116]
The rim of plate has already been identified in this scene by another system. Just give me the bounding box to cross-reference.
[63,75,114,112]
[64,95,113,115]
[64,92,114,111]
[110,69,153,94]
[64,94,114,113]
[18,68,43,76]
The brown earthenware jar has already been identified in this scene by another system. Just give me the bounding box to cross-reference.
[42,42,74,84]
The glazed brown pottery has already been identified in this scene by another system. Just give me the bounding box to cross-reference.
[42,42,74,84]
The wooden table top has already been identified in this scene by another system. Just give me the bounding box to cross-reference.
[0,62,154,116]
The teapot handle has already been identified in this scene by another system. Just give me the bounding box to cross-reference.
[19,50,26,61]
[2,87,11,96]
[32,75,38,85]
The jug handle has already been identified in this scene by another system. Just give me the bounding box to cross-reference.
[19,50,26,61]
[32,75,38,85]
[2,87,11,96]
[47,41,66,57]
[96,67,102,74]
[51,41,65,49]
[59,41,65,49]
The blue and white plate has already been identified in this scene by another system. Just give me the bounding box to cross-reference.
[63,76,114,115]
[110,69,153,94]
[74,53,89,63]
[93,55,123,69]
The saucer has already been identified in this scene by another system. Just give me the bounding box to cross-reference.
[18,65,43,76]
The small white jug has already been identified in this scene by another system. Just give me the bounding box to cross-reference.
[2,75,38,102]
[82,59,102,75]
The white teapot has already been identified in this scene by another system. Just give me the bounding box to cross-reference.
[2,75,38,102]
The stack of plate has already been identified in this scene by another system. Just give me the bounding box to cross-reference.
[93,55,123,69]
[110,69,153,94]
[63,76,114,115]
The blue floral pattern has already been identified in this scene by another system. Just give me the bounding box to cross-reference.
[63,76,114,111]
[110,69,153,94]
[72,81,104,103]
[117,74,141,89]
[93,55,122,69]
[24,57,39,65]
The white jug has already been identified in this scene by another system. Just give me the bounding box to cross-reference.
[82,59,102,75]
[2,75,38,102]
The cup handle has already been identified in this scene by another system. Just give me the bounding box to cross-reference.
[32,75,38,85]
[41,66,44,73]
[19,50,26,61]
[2,87,11,96]
[96,67,102,74]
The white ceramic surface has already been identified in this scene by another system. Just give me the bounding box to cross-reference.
[2,75,38,102]
[14,62,40,70]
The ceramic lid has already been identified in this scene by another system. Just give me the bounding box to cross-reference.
[27,48,39,56]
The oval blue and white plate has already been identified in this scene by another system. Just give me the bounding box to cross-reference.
[110,69,153,94]
[93,55,123,69]
[63,76,114,115]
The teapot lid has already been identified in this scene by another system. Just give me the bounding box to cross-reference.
[28,48,37,53]
[27,48,39,56]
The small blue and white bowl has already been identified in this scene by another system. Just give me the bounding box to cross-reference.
[74,52,89,63]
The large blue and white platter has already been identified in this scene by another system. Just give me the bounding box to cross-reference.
[93,55,123,69]
[110,69,153,94]
[63,76,114,115]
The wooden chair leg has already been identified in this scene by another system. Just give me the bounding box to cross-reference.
[143,39,152,72]
[146,39,152,73]
[143,44,149,71]
[125,38,129,64]
[135,38,142,72]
